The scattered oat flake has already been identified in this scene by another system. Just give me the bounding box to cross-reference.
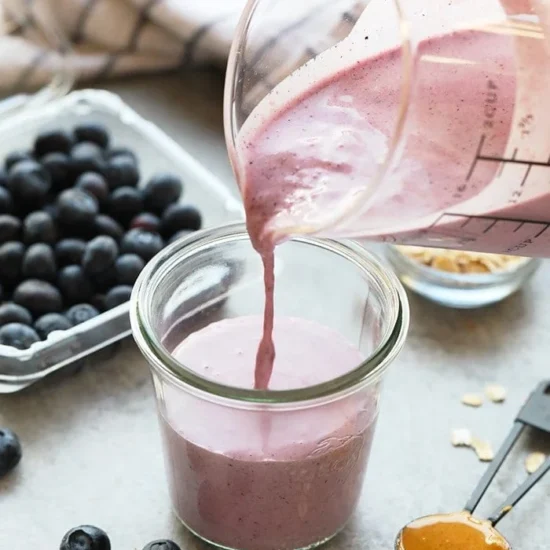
[451,428,473,447]
[461,393,484,407]
[472,438,495,462]
[485,384,507,403]
[525,452,546,474]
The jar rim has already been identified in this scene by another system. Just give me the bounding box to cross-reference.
[130,223,409,405]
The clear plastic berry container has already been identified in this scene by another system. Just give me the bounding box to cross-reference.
[0,90,242,393]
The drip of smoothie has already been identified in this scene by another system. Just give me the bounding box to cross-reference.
[162,316,377,550]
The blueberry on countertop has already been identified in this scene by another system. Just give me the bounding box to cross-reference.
[142,540,181,550]
[59,524,111,550]
[22,243,57,282]
[0,303,33,327]
[0,428,22,478]
[108,186,144,224]
[73,123,110,149]
[23,211,57,244]
[13,279,63,316]
[120,228,163,262]
[82,236,118,275]
[0,215,21,243]
[65,303,100,326]
[90,264,118,293]
[5,151,32,172]
[0,323,40,350]
[0,241,25,283]
[34,313,73,339]
[58,265,93,304]
[143,173,183,214]
[75,172,109,204]
[104,285,132,310]
[34,129,73,157]
[0,186,13,214]
[6,160,51,206]
[55,238,86,267]
[115,254,144,285]
[130,212,160,233]
[93,215,124,242]
[160,204,202,238]
[70,142,105,176]
[104,155,139,190]
[57,189,99,227]
[42,152,72,191]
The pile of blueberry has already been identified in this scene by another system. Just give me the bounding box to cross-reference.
[0,122,202,350]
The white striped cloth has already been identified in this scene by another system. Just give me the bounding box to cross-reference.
[0,0,362,103]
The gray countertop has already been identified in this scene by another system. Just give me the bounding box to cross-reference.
[1,71,549,550]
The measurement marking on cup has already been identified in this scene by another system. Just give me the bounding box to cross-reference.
[467,134,550,181]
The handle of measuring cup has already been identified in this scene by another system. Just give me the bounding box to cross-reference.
[464,422,525,514]
[488,454,550,525]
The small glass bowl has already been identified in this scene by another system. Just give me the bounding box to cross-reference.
[386,245,541,309]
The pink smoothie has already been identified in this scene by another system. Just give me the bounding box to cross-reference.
[160,316,378,550]
[237,19,550,258]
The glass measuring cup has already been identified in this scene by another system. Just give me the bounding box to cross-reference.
[225,0,550,258]
[396,380,550,550]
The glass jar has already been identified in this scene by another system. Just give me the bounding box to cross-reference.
[130,223,409,550]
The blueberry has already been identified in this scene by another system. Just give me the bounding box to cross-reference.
[42,152,72,191]
[0,428,22,478]
[55,239,86,267]
[23,211,57,244]
[6,160,51,206]
[104,285,132,310]
[130,212,160,233]
[59,524,111,550]
[5,151,32,171]
[22,243,57,282]
[142,540,181,550]
[160,204,202,238]
[108,186,143,224]
[0,241,25,283]
[70,142,105,176]
[65,304,100,326]
[0,322,40,350]
[73,123,110,149]
[121,229,164,262]
[14,279,63,315]
[90,293,106,312]
[115,254,144,285]
[57,189,99,227]
[0,303,33,327]
[0,186,13,214]
[58,265,93,304]
[0,170,7,187]
[143,173,183,214]
[104,156,139,190]
[82,235,118,276]
[34,129,73,157]
[0,215,21,243]
[106,147,137,164]
[168,229,194,245]
[93,214,124,242]
[34,313,73,339]
[91,265,118,292]
[75,172,109,204]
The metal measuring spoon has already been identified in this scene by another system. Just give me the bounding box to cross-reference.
[395,381,550,550]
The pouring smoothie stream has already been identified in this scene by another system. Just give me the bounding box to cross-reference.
[226,0,550,387]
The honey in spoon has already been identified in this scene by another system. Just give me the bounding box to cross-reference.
[396,511,511,550]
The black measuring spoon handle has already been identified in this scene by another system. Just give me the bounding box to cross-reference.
[488,455,550,526]
[464,422,525,514]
